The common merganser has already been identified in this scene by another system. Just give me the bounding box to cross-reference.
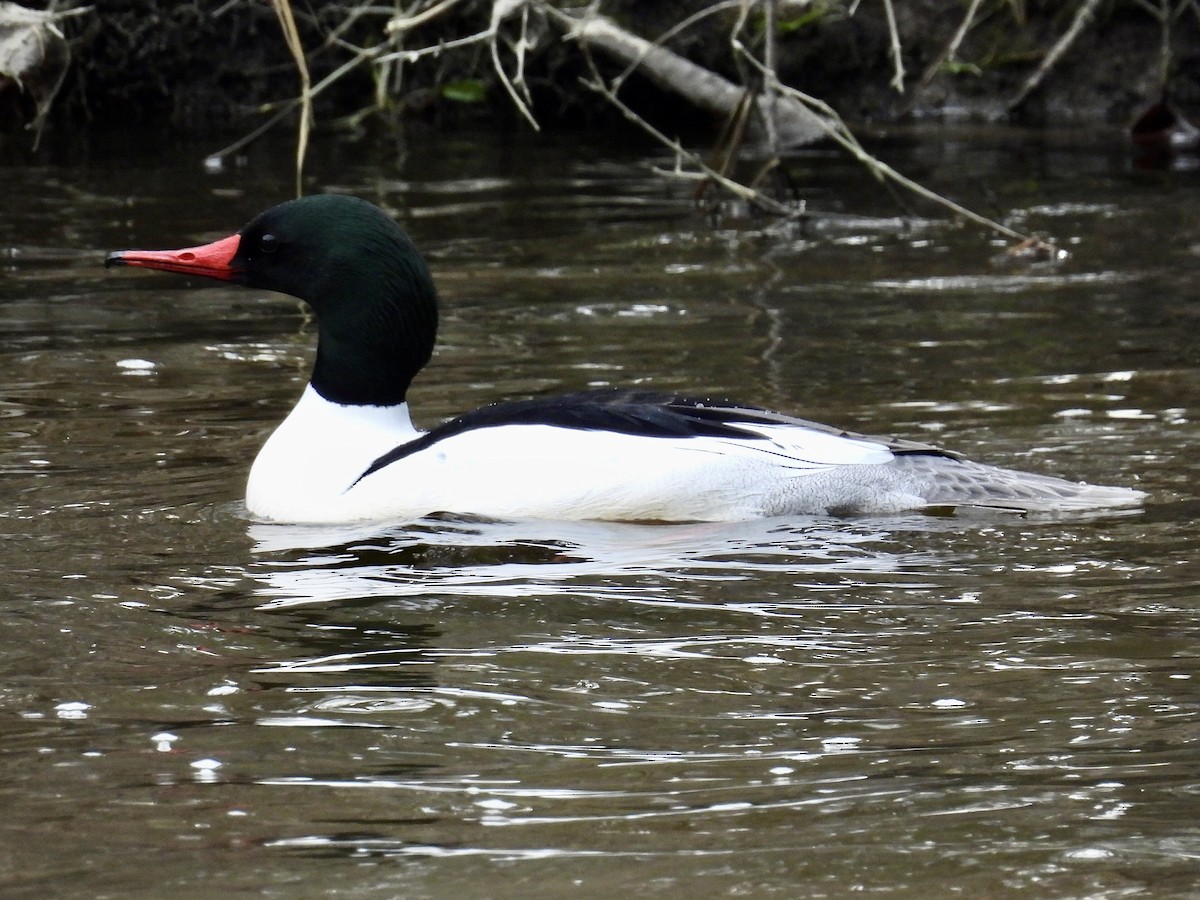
[105,194,1144,523]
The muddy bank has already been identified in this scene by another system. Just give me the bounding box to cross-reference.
[5,1,1199,142]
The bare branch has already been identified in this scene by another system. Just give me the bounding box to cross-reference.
[490,0,539,130]
[732,43,1043,245]
[576,44,800,218]
[208,42,381,164]
[1009,0,1103,110]
[387,0,466,35]
[918,0,984,87]
[881,0,906,92]
[549,4,830,147]
[208,0,1059,253]
[609,0,742,92]
[377,28,493,65]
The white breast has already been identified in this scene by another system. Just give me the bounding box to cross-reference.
[246,386,421,522]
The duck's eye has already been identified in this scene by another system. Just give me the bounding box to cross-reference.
[259,233,279,254]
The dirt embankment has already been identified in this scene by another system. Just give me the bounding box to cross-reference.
[3,1,1198,140]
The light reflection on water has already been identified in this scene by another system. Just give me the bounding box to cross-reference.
[244,516,941,608]
[1,130,1199,896]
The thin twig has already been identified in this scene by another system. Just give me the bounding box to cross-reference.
[918,0,984,87]
[1009,0,1102,109]
[212,0,504,162]
[272,0,311,197]
[386,0,465,35]
[578,48,798,218]
[489,0,540,129]
[733,43,1039,244]
[377,28,495,64]
[881,0,906,92]
[711,90,755,180]
[758,0,780,156]
[727,1,782,192]
[208,43,381,164]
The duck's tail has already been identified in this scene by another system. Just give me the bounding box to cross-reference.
[895,454,1145,514]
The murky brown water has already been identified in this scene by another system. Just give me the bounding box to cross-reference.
[2,126,1199,897]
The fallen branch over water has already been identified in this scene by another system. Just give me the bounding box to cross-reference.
[219,0,1062,252]
[548,6,829,148]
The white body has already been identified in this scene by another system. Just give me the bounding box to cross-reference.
[245,387,1143,524]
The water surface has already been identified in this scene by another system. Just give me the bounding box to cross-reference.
[1,128,1198,897]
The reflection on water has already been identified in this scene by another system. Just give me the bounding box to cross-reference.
[2,129,1200,896]
[245,516,940,609]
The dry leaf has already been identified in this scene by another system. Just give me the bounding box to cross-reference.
[0,3,88,132]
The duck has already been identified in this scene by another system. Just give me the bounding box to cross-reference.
[105,194,1144,524]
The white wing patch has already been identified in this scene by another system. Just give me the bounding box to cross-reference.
[692,421,898,470]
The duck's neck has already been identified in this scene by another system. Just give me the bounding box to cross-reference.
[307,251,439,407]
[310,325,431,406]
